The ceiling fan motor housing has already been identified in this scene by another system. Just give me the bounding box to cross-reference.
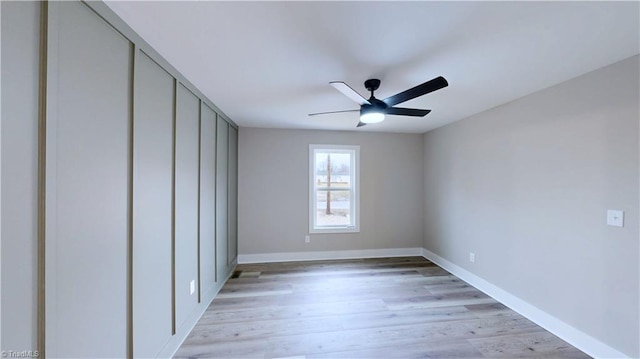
[360,98,387,115]
[361,79,387,116]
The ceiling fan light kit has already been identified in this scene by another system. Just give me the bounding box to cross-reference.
[360,108,385,124]
[310,76,448,128]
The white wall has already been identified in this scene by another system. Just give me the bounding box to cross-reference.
[423,55,639,357]
[239,128,424,255]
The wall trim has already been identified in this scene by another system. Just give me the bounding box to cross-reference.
[237,247,424,264]
[420,248,628,359]
[37,1,49,355]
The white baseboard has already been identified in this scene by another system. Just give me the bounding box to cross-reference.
[237,247,424,264]
[421,248,628,359]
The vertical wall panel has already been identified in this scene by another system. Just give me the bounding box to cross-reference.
[0,1,40,351]
[50,2,131,356]
[216,119,229,278]
[132,52,173,358]
[199,105,217,296]
[228,127,238,264]
[174,84,200,328]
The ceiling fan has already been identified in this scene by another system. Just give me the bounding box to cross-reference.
[309,76,448,127]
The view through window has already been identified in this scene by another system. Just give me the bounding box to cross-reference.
[309,145,360,233]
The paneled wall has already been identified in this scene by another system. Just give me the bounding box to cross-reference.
[228,127,239,263]
[132,52,174,357]
[1,1,41,352]
[1,1,238,357]
[216,120,230,277]
[48,2,132,356]
[174,84,201,331]
[199,105,218,300]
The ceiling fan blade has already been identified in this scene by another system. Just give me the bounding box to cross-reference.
[382,76,448,107]
[308,109,359,117]
[330,81,371,105]
[385,107,431,117]
[356,121,367,128]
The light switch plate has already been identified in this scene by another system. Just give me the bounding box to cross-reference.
[190,280,195,295]
[607,210,624,227]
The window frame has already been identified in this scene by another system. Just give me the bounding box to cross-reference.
[308,144,360,234]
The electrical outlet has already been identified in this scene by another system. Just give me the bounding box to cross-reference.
[607,210,624,227]
[190,280,195,295]
[305,235,310,243]
[469,252,476,263]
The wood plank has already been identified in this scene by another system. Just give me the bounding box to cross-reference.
[198,299,389,324]
[467,331,592,358]
[307,338,485,359]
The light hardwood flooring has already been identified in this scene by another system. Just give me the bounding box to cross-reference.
[175,257,590,358]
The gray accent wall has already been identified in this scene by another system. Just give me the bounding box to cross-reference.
[132,52,174,357]
[1,1,40,352]
[174,84,201,329]
[238,128,425,254]
[1,1,239,357]
[228,127,239,262]
[216,119,229,275]
[422,55,639,357]
[199,105,217,298]
[50,2,132,355]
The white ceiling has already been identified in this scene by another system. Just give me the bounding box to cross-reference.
[105,1,639,134]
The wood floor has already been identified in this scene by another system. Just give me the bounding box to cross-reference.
[174,257,589,358]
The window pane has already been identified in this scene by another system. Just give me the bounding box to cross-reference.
[315,190,351,227]
[314,152,351,188]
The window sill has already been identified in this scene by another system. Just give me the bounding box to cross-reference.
[309,227,360,234]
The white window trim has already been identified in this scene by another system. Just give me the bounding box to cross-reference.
[309,144,360,234]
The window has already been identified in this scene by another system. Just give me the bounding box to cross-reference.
[309,145,360,233]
